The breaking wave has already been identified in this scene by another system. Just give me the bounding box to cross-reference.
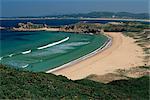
[37,37,69,50]
[22,64,29,68]
[0,57,3,60]
[22,50,32,54]
[8,54,14,57]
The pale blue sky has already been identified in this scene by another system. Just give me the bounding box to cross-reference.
[1,0,149,17]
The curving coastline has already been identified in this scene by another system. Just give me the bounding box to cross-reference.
[46,34,112,73]
[51,32,145,80]
[1,21,147,79]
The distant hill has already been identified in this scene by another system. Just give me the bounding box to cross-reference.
[1,12,149,19]
[49,12,149,19]
[0,65,149,99]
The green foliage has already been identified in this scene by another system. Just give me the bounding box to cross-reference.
[108,76,150,99]
[103,22,148,32]
[0,65,149,99]
[64,21,148,33]
[51,12,149,19]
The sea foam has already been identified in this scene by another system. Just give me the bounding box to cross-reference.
[22,64,29,68]
[8,54,14,57]
[22,50,32,54]
[0,57,3,60]
[37,37,69,50]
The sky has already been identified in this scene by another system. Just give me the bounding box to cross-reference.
[1,0,149,17]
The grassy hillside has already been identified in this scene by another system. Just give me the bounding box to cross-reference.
[0,65,149,99]
[61,21,149,34]
[50,12,149,19]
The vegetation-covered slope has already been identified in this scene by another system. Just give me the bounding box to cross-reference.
[61,21,149,34]
[0,65,149,99]
[50,12,149,19]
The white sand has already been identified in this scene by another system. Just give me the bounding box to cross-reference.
[52,32,145,80]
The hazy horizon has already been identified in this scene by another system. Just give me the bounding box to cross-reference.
[1,0,149,17]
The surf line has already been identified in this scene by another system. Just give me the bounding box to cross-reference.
[22,64,29,68]
[0,57,3,60]
[37,37,70,50]
[22,50,32,54]
[8,54,14,57]
[0,54,14,60]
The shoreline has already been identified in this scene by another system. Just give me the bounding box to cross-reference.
[52,32,145,80]
[0,18,149,22]
[46,34,112,73]
[79,18,150,22]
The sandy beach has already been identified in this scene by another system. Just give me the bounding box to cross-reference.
[79,18,150,22]
[51,32,145,80]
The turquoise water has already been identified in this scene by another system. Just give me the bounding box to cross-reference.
[0,30,108,72]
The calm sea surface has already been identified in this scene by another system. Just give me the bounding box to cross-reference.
[1,19,149,27]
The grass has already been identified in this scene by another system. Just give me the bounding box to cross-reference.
[0,65,149,100]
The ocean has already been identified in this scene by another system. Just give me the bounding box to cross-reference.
[0,29,108,72]
[1,19,149,28]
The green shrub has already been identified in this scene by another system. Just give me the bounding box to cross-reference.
[0,65,149,100]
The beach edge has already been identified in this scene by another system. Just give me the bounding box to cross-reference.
[46,34,112,73]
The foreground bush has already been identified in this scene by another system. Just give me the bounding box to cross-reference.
[0,65,149,99]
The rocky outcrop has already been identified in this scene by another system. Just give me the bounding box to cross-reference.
[12,22,60,32]
[60,22,103,34]
[16,22,46,29]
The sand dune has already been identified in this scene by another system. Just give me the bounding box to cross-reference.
[52,32,145,80]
